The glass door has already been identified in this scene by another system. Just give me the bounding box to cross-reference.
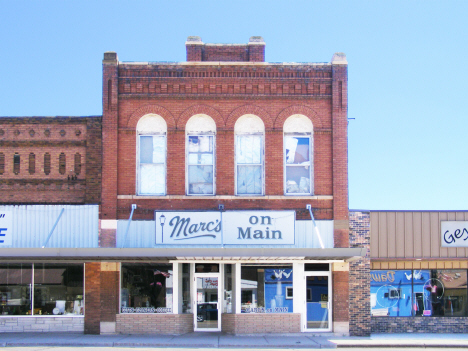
[194,275,220,331]
[305,273,332,331]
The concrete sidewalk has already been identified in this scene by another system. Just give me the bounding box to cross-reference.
[0,332,467,348]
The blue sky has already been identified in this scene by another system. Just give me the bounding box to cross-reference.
[1,1,466,210]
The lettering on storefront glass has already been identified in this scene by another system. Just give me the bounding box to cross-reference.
[371,271,396,283]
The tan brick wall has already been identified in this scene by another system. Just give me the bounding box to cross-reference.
[221,313,301,334]
[116,313,193,334]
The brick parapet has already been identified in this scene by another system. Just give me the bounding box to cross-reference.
[349,211,371,336]
[0,116,101,204]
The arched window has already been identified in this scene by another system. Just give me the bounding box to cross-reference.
[137,114,167,195]
[185,114,216,195]
[59,153,66,175]
[29,153,35,174]
[44,153,51,175]
[13,153,20,175]
[74,153,82,175]
[234,115,264,195]
[0,153,5,175]
[283,115,313,195]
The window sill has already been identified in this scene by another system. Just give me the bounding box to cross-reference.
[118,195,333,200]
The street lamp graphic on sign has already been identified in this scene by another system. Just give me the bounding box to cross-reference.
[159,214,166,244]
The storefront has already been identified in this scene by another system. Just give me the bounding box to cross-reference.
[0,205,98,332]
[368,211,468,333]
[111,210,363,334]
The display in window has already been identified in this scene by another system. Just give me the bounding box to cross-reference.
[121,263,173,313]
[241,265,293,313]
[0,264,32,315]
[34,264,84,316]
[370,269,468,317]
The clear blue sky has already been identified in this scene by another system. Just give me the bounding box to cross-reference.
[1,1,467,210]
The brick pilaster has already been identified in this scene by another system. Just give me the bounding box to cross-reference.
[101,52,119,235]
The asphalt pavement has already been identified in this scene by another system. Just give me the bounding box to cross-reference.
[0,331,467,348]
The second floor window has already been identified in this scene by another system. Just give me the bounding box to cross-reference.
[284,114,313,195]
[235,115,264,195]
[137,114,167,195]
[186,114,216,195]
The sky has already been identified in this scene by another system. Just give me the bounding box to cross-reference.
[1,1,467,211]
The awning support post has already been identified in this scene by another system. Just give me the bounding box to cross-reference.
[42,207,65,248]
[306,204,325,249]
[121,204,137,248]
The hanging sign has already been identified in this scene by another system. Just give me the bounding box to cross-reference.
[441,221,468,247]
[155,211,295,245]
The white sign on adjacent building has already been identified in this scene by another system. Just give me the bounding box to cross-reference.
[0,211,13,246]
[441,221,468,247]
[154,211,295,245]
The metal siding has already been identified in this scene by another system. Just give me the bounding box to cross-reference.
[370,211,468,259]
[421,212,431,257]
[0,205,98,248]
[387,212,396,258]
[395,212,405,258]
[116,220,334,249]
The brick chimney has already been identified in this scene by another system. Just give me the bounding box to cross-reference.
[186,36,265,62]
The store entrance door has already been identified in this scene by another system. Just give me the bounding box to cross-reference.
[193,275,221,331]
[304,272,332,331]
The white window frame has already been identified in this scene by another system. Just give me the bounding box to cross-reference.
[137,133,167,195]
[283,133,313,196]
[234,133,265,196]
[186,132,216,196]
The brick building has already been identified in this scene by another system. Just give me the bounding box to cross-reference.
[0,37,367,335]
[0,116,101,332]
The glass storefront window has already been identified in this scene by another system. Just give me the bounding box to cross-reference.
[0,264,32,315]
[223,264,233,313]
[241,264,293,313]
[121,263,173,314]
[34,263,84,315]
[370,269,468,317]
[182,263,192,313]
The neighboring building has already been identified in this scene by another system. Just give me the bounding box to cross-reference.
[0,37,369,336]
[0,116,102,332]
[351,210,468,334]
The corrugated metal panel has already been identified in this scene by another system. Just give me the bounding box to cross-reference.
[117,220,334,249]
[0,205,98,248]
[370,211,468,259]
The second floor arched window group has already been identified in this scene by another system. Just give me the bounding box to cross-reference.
[136,113,313,197]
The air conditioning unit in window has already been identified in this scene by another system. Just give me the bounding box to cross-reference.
[388,288,401,299]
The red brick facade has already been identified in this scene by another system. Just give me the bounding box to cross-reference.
[95,37,351,334]
[0,116,102,204]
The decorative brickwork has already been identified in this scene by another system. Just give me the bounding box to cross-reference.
[349,211,371,336]
[221,313,301,334]
[116,314,193,334]
[0,117,101,204]
[372,317,468,333]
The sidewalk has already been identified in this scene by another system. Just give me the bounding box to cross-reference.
[0,332,467,348]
